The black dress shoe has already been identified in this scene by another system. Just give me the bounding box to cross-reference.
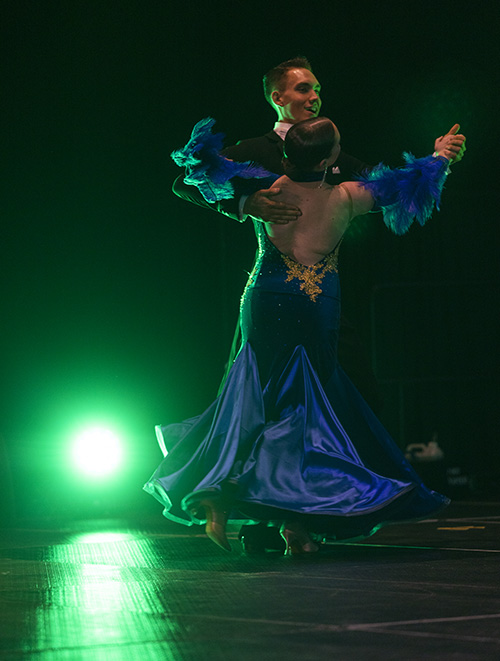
[238,523,286,553]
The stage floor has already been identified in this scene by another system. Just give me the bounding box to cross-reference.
[1,501,499,660]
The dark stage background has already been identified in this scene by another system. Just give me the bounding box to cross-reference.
[1,1,499,521]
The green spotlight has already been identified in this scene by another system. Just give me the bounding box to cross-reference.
[71,426,124,478]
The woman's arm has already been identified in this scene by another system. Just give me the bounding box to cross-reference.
[340,182,375,218]
[342,148,459,234]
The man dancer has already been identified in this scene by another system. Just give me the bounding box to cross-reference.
[174,56,463,223]
[172,57,466,552]
[173,56,370,224]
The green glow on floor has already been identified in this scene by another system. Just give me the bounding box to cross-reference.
[72,532,137,544]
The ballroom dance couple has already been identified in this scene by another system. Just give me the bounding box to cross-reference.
[144,57,466,554]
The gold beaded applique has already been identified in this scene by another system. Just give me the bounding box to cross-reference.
[281,251,338,302]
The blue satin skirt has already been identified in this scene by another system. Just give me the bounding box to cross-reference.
[144,241,448,541]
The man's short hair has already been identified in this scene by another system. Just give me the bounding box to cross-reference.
[262,56,313,106]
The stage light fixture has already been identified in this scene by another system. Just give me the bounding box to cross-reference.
[71,426,124,478]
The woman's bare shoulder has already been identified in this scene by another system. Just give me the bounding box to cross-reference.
[269,175,288,189]
[339,182,374,216]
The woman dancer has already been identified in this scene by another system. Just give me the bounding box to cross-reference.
[144,117,465,553]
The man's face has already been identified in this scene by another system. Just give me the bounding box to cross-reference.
[272,68,322,124]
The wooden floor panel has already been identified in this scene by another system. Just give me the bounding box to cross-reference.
[1,501,499,660]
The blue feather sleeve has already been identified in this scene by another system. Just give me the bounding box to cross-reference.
[171,117,278,203]
[358,153,449,235]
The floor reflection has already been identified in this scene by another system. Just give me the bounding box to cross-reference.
[3,527,190,660]
[1,507,499,660]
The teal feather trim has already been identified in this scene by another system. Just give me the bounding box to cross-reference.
[171,117,276,203]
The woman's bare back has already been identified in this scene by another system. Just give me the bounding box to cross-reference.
[264,177,373,266]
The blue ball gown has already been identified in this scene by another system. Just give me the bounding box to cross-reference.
[144,219,449,541]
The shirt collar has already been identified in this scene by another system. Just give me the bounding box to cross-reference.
[273,121,293,141]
